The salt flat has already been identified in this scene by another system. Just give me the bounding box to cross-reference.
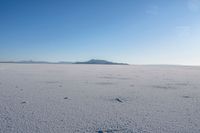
[0,63,200,133]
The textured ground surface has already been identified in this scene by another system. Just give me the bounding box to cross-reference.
[0,64,200,133]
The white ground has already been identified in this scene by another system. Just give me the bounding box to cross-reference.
[0,64,200,133]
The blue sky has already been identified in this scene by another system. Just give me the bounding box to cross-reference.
[0,0,200,65]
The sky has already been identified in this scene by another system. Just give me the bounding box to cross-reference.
[0,0,200,65]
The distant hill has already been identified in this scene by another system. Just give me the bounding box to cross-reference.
[74,59,128,65]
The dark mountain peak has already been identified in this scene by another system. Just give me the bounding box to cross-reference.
[75,59,128,65]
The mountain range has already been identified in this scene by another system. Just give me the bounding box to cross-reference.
[0,59,128,65]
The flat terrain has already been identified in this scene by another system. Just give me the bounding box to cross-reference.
[0,64,200,133]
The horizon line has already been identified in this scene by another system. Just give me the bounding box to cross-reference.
[0,60,199,67]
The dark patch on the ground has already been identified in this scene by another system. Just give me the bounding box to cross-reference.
[64,97,68,99]
[115,98,123,103]
[182,95,192,98]
[21,101,27,104]
[59,85,62,87]
[108,97,129,103]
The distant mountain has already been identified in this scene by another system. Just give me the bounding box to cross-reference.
[74,59,128,65]
[0,59,128,65]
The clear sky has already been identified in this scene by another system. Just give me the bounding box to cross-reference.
[0,0,200,65]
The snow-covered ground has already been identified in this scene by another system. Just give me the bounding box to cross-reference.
[0,63,200,133]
